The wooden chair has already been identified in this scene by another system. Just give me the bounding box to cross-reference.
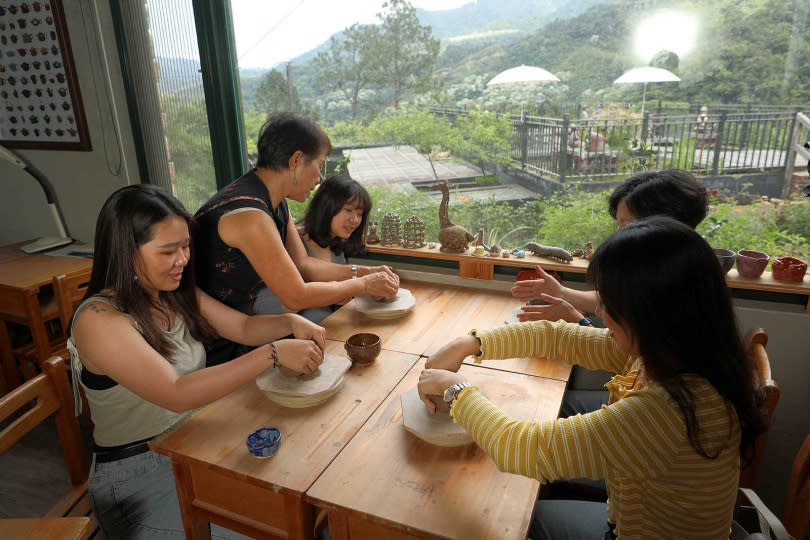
[11,268,91,386]
[0,355,98,537]
[0,283,60,386]
[732,434,810,540]
[740,328,780,490]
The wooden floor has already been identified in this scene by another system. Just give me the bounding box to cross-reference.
[0,417,105,538]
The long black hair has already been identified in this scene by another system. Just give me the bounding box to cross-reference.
[302,175,372,257]
[608,169,708,228]
[588,217,763,465]
[81,184,217,358]
[255,112,331,171]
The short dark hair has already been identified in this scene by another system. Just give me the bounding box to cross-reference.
[608,169,708,228]
[255,112,331,170]
[83,184,217,357]
[588,216,763,465]
[303,175,372,257]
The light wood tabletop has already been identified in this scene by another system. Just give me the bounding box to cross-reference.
[150,340,419,540]
[0,517,92,540]
[306,358,567,540]
[321,279,571,381]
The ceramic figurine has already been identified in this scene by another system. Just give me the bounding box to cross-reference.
[434,181,473,253]
[501,250,511,258]
[403,215,426,248]
[585,241,594,259]
[428,242,437,249]
[513,249,526,258]
[488,244,501,257]
[524,242,573,263]
[366,221,380,245]
[474,228,490,250]
[471,245,488,257]
[381,212,402,246]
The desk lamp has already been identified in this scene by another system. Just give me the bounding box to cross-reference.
[0,145,72,253]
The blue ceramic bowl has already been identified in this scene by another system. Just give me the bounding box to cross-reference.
[246,427,282,459]
[712,248,735,275]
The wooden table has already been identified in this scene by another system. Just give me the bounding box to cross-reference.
[150,340,419,540]
[0,242,92,390]
[0,517,92,540]
[306,359,568,540]
[321,280,571,381]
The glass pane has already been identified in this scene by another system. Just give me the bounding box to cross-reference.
[145,0,217,212]
[229,0,810,260]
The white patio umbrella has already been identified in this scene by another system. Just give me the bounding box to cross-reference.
[486,65,560,86]
[613,66,680,115]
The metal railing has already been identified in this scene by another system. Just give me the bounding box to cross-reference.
[431,107,803,184]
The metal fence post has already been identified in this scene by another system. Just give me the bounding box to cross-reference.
[711,110,727,175]
[642,111,649,144]
[520,110,528,170]
[559,114,570,183]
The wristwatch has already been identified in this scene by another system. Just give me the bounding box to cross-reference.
[578,317,593,326]
[443,382,472,404]
[351,264,358,278]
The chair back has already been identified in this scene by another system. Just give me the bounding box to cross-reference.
[53,269,91,332]
[739,328,780,490]
[782,434,810,539]
[0,356,89,486]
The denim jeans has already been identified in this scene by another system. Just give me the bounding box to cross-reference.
[89,450,248,539]
[530,500,613,540]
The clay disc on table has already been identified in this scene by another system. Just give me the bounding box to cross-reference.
[355,288,416,319]
[400,387,473,447]
[255,354,351,397]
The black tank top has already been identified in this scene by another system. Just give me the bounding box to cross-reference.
[194,169,289,365]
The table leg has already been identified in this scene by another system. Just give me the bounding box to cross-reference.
[0,321,21,390]
[326,509,350,540]
[172,460,212,540]
[284,496,315,540]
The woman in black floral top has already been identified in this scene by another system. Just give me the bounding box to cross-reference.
[195,113,399,365]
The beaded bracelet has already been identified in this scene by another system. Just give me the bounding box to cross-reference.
[270,343,280,369]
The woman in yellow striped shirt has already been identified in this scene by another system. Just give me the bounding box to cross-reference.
[419,217,763,539]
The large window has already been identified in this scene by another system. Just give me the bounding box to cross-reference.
[219,0,810,260]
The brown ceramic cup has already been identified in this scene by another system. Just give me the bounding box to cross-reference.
[344,333,382,365]
[736,250,769,279]
[771,256,807,283]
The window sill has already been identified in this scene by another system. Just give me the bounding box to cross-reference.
[366,244,810,313]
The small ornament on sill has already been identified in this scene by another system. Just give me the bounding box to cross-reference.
[471,245,488,257]
[366,221,380,245]
[403,215,426,248]
[381,212,402,246]
[428,242,437,249]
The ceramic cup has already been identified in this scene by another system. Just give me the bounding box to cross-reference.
[344,333,382,365]
[736,250,769,279]
[712,248,736,275]
[771,256,807,283]
[246,427,282,459]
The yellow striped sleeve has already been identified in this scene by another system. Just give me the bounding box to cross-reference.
[450,385,682,483]
[473,320,631,373]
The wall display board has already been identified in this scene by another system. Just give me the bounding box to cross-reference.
[0,0,91,150]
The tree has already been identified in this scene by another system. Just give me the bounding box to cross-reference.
[453,111,513,178]
[314,24,381,120]
[368,107,457,180]
[374,0,441,108]
[254,69,300,115]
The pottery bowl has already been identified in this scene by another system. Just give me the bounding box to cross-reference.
[736,250,769,279]
[712,248,735,275]
[771,256,807,283]
[246,427,282,459]
[344,333,381,365]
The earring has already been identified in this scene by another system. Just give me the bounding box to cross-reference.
[134,275,138,281]
[293,174,298,185]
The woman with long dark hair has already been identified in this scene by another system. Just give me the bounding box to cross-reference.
[419,217,764,539]
[68,184,325,539]
[195,113,398,364]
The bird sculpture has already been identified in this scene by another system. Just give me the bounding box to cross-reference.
[434,181,474,253]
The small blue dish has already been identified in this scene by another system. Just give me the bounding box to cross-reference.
[246,427,282,459]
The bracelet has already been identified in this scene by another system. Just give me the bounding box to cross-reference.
[469,330,483,357]
[351,264,358,278]
[269,343,280,369]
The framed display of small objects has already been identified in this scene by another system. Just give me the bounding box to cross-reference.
[0,0,91,150]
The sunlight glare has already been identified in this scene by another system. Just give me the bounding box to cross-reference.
[634,12,698,63]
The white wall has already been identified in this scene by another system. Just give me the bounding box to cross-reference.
[0,1,138,245]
